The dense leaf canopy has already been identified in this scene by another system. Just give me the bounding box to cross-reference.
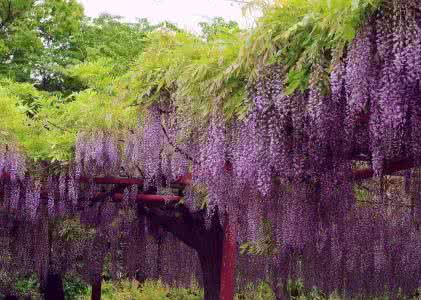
[0,0,383,164]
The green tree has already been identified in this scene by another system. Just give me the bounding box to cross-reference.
[64,15,155,93]
[199,17,240,41]
[0,2,154,94]
[75,15,154,69]
[0,0,84,89]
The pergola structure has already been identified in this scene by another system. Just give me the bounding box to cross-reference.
[3,156,413,300]
[1,100,420,300]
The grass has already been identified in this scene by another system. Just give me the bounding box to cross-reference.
[81,279,203,300]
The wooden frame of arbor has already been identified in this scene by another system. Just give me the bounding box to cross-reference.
[60,159,419,300]
[0,156,418,300]
[0,155,418,300]
[0,157,419,300]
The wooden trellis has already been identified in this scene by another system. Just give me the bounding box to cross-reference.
[0,156,419,300]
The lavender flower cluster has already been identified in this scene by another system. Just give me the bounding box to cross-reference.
[188,0,421,296]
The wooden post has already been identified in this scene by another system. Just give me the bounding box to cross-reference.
[44,273,65,300]
[91,276,102,300]
[219,214,237,300]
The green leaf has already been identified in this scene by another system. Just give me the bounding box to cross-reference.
[343,21,357,41]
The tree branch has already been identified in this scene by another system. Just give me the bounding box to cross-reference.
[46,121,73,133]
[160,116,197,163]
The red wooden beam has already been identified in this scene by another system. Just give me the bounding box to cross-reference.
[0,175,145,186]
[84,159,416,185]
[79,176,144,185]
[219,214,237,300]
[353,159,419,180]
[1,173,171,187]
[1,158,419,188]
[95,192,182,204]
[172,173,192,186]
[83,158,419,184]
[355,111,370,125]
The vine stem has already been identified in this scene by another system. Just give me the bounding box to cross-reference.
[158,109,198,164]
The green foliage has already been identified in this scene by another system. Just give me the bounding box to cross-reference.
[65,15,154,90]
[234,279,336,300]
[354,184,370,203]
[0,0,84,89]
[57,218,96,242]
[240,219,278,256]
[63,273,89,300]
[31,86,138,162]
[0,10,148,163]
[82,279,203,300]
[124,0,383,127]
[2,273,85,299]
[14,274,41,299]
[0,79,67,161]
[287,279,321,300]
[0,2,152,94]
[236,0,382,93]
[0,0,385,165]
[199,17,240,41]
[65,59,116,92]
[0,79,38,148]
[126,27,247,122]
[76,15,153,65]
[235,281,276,300]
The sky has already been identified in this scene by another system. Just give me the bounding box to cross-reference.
[78,0,249,33]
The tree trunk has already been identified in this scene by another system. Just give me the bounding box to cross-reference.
[91,276,102,300]
[44,273,65,300]
[198,248,223,300]
[139,204,225,300]
[183,213,224,300]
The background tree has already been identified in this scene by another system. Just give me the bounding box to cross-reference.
[199,17,240,41]
[0,0,83,89]
[0,1,155,95]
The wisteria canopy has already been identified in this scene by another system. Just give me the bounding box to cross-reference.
[1,0,421,299]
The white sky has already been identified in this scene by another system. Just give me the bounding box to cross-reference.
[78,0,249,33]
